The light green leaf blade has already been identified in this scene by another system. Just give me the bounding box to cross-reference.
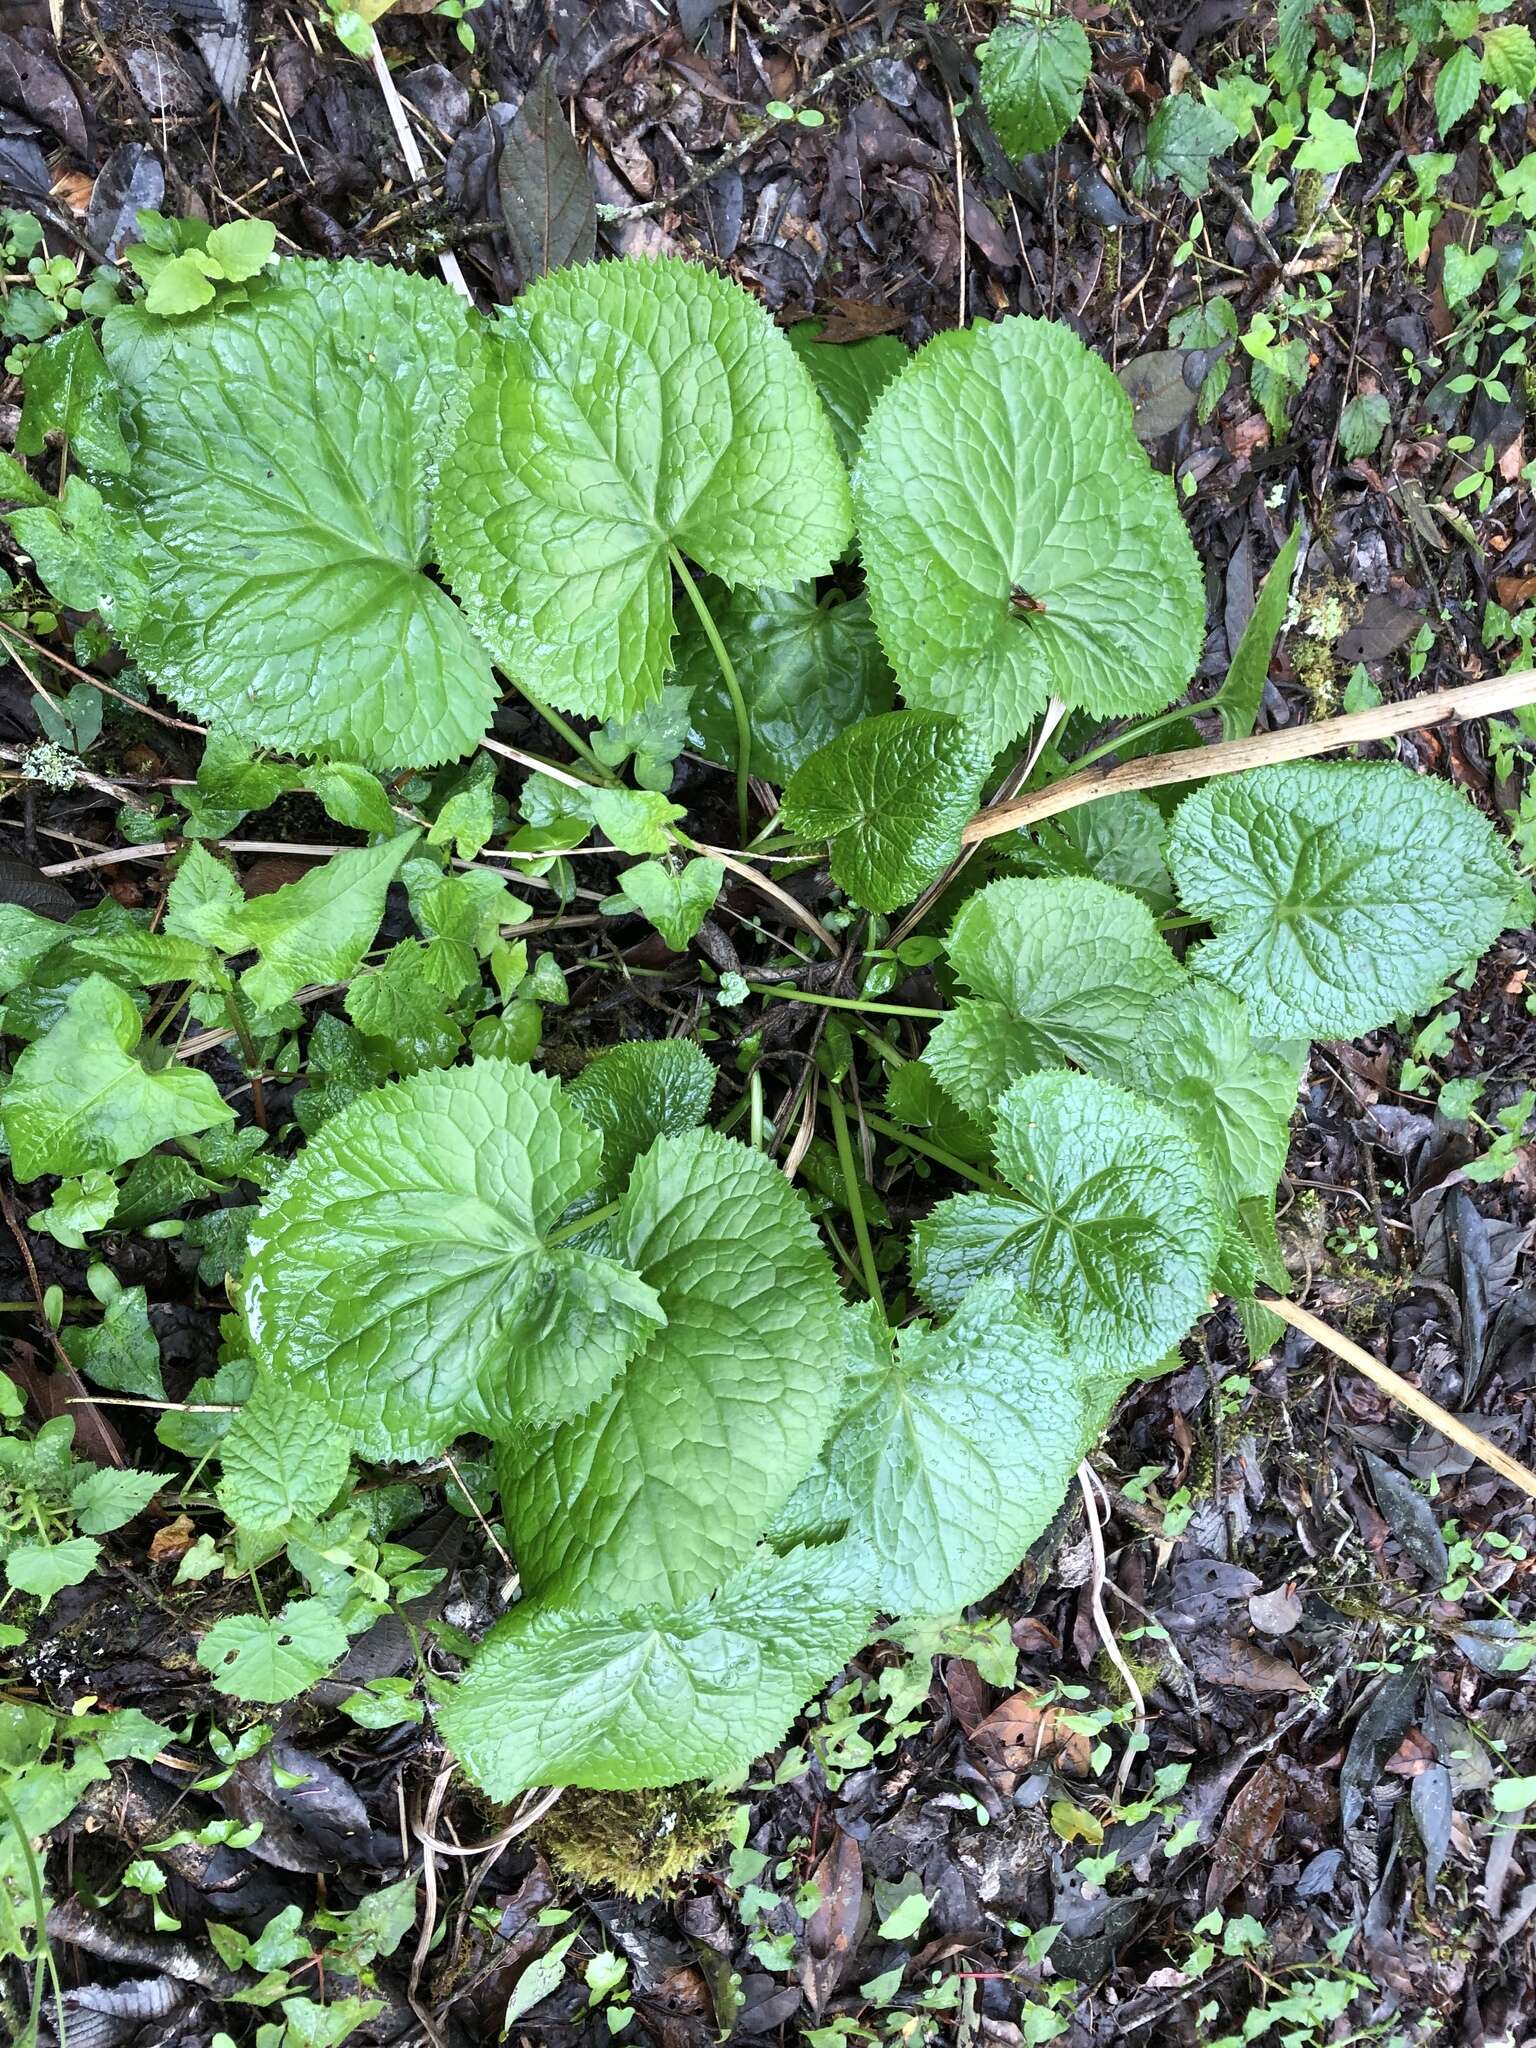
[792,1283,1108,1614]
[678,580,896,784]
[1167,761,1526,1039]
[1123,983,1299,1207]
[164,843,247,947]
[434,256,852,722]
[5,1537,100,1606]
[613,857,725,952]
[68,926,216,987]
[911,1068,1220,1375]
[29,1171,119,1249]
[927,876,1184,1116]
[437,1544,875,1794]
[216,1375,352,1539]
[566,1037,716,1201]
[979,13,1092,158]
[854,317,1205,751]
[228,831,419,1013]
[1,974,231,1180]
[780,711,991,913]
[198,1600,350,1703]
[243,1062,661,1463]
[345,940,465,1075]
[70,1466,170,1536]
[102,261,495,766]
[0,902,69,996]
[1435,42,1481,134]
[498,1131,845,1610]
[1483,23,1536,95]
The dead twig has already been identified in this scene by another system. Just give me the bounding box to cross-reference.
[961,669,1536,846]
[1263,1294,1536,1500]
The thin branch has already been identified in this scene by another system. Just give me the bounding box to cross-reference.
[1264,1295,1536,1500]
[961,669,1536,846]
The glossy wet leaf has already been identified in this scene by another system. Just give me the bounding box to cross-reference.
[435,257,851,723]
[2,974,231,1180]
[497,1132,845,1609]
[243,1062,665,1462]
[855,316,1204,751]
[102,261,495,766]
[911,1068,1220,1379]
[437,1545,874,1793]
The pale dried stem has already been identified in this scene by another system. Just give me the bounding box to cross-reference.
[1264,1295,1536,1500]
[960,670,1536,846]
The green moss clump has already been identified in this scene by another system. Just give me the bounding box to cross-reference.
[538,1785,737,1899]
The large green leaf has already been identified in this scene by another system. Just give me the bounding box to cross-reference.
[678,579,895,784]
[497,1132,845,1610]
[101,261,495,767]
[854,316,1205,751]
[779,1284,1106,1615]
[979,12,1092,159]
[1,975,231,1181]
[437,1544,874,1793]
[927,876,1184,1118]
[911,1069,1220,1376]
[780,711,991,913]
[434,257,852,722]
[1167,761,1527,1039]
[1122,983,1299,1207]
[198,1600,351,1704]
[242,1063,665,1463]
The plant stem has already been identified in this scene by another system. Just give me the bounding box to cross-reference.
[0,1778,64,2048]
[828,1086,884,1309]
[218,981,267,1131]
[548,1198,622,1245]
[861,1110,1008,1192]
[498,674,619,785]
[669,547,751,843]
[746,982,943,1019]
[1068,699,1214,776]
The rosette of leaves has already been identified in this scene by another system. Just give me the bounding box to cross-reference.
[853,315,1205,752]
[239,1057,873,1789]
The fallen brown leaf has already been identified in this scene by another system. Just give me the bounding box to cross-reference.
[971,1691,1092,1776]
[1205,1762,1286,1907]
[149,1514,196,1566]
